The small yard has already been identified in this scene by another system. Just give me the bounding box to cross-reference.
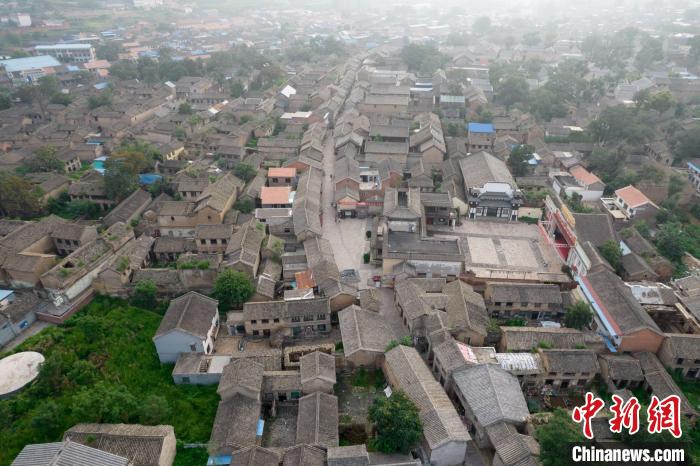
[335,368,386,446]
[0,296,219,466]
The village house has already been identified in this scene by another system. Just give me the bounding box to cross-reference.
[605,185,660,223]
[152,292,219,363]
[383,345,470,466]
[93,235,154,296]
[459,151,523,221]
[267,167,297,187]
[221,219,265,278]
[597,354,645,391]
[103,188,152,228]
[657,333,700,379]
[195,224,233,254]
[260,186,294,208]
[466,123,495,152]
[338,304,394,367]
[483,282,564,323]
[233,297,331,339]
[535,349,599,391]
[634,352,697,422]
[300,350,336,394]
[0,290,39,348]
[11,440,130,466]
[296,392,339,447]
[63,424,177,466]
[497,327,588,352]
[451,364,532,452]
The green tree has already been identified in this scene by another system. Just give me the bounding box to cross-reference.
[178,102,193,114]
[96,42,123,61]
[0,172,42,217]
[104,157,139,201]
[234,162,257,183]
[88,90,113,109]
[23,146,63,172]
[598,239,623,274]
[655,222,689,262]
[496,75,530,110]
[368,391,423,454]
[472,16,492,36]
[229,80,244,98]
[140,394,171,424]
[50,92,72,105]
[214,269,254,310]
[672,127,700,162]
[65,200,102,220]
[536,408,584,466]
[507,144,534,177]
[635,36,664,71]
[132,279,157,309]
[529,88,568,122]
[564,300,593,330]
[400,42,447,73]
[234,198,254,214]
[71,382,139,423]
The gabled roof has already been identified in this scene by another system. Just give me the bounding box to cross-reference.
[300,351,336,385]
[339,305,394,357]
[459,151,516,189]
[11,440,128,466]
[296,392,339,447]
[383,188,422,220]
[384,345,470,449]
[153,291,218,340]
[231,446,280,466]
[283,444,326,466]
[63,424,174,466]
[442,280,488,337]
[615,185,655,208]
[218,358,264,400]
[453,364,529,427]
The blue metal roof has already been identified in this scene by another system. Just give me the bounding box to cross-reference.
[467,122,495,133]
[0,289,13,301]
[0,55,61,73]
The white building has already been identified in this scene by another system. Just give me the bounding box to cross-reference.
[35,44,95,63]
[152,291,219,363]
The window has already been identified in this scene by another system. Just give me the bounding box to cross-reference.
[200,239,206,245]
[272,177,278,183]
[171,216,175,221]
[506,302,513,307]
[494,302,502,306]
[291,316,300,323]
[210,239,217,245]
[317,314,326,320]
[677,358,684,364]
[182,377,190,383]
[303,315,314,322]
[261,319,269,324]
[251,319,257,324]
[533,302,542,308]
[273,318,280,323]
[207,216,212,221]
[317,324,326,331]
[56,238,63,244]
[222,239,227,245]
[252,330,259,336]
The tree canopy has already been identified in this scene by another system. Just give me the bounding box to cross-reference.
[368,391,423,454]
[564,300,594,330]
[401,42,447,73]
[536,408,585,466]
[214,269,255,310]
[507,144,534,177]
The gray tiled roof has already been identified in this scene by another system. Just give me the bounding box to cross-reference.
[153,291,218,339]
[539,349,600,374]
[296,392,339,447]
[459,151,515,189]
[63,424,174,466]
[384,345,470,450]
[453,364,529,427]
[230,446,280,466]
[339,305,394,357]
[488,282,562,306]
[11,441,129,466]
[283,444,326,466]
[218,359,264,399]
[300,351,336,385]
[209,395,261,455]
